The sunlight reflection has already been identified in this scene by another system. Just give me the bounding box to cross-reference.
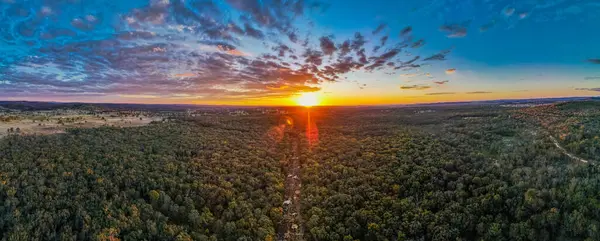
[265,116,294,147]
[305,109,319,149]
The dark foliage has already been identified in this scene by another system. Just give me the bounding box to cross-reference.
[2,103,600,240]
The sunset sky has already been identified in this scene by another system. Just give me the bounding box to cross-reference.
[1,0,599,106]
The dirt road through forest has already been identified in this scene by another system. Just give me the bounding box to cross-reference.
[550,136,589,164]
[277,131,304,241]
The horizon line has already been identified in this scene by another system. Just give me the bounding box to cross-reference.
[1,95,598,108]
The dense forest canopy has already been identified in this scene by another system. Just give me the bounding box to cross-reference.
[1,101,600,240]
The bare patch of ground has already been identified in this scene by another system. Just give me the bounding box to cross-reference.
[0,114,162,138]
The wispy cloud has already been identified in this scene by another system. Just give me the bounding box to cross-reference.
[425,92,455,95]
[174,73,197,78]
[466,91,493,94]
[576,88,600,92]
[518,12,529,19]
[504,7,515,17]
[445,68,456,74]
[479,20,496,32]
[399,26,412,37]
[424,49,452,61]
[372,23,387,35]
[266,85,290,90]
[411,39,425,48]
[439,22,469,38]
[400,85,431,90]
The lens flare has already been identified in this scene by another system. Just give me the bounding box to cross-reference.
[281,116,294,126]
[306,110,319,149]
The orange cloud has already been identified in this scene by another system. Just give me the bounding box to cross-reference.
[216,45,249,56]
[266,85,289,90]
[445,68,456,74]
[226,49,249,56]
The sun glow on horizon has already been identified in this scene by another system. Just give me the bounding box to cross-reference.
[296,92,320,107]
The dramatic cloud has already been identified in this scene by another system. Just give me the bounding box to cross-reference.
[445,68,456,74]
[434,80,449,85]
[400,85,431,90]
[0,0,451,102]
[0,0,326,100]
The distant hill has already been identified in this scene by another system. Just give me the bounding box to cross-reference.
[0,101,98,111]
[389,96,600,108]
[0,101,198,112]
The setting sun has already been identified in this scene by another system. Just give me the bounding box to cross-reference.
[296,92,320,107]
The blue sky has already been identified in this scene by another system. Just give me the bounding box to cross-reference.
[1,0,599,105]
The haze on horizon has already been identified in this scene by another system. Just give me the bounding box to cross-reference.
[1,0,599,106]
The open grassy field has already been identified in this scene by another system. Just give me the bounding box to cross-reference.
[0,114,162,138]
